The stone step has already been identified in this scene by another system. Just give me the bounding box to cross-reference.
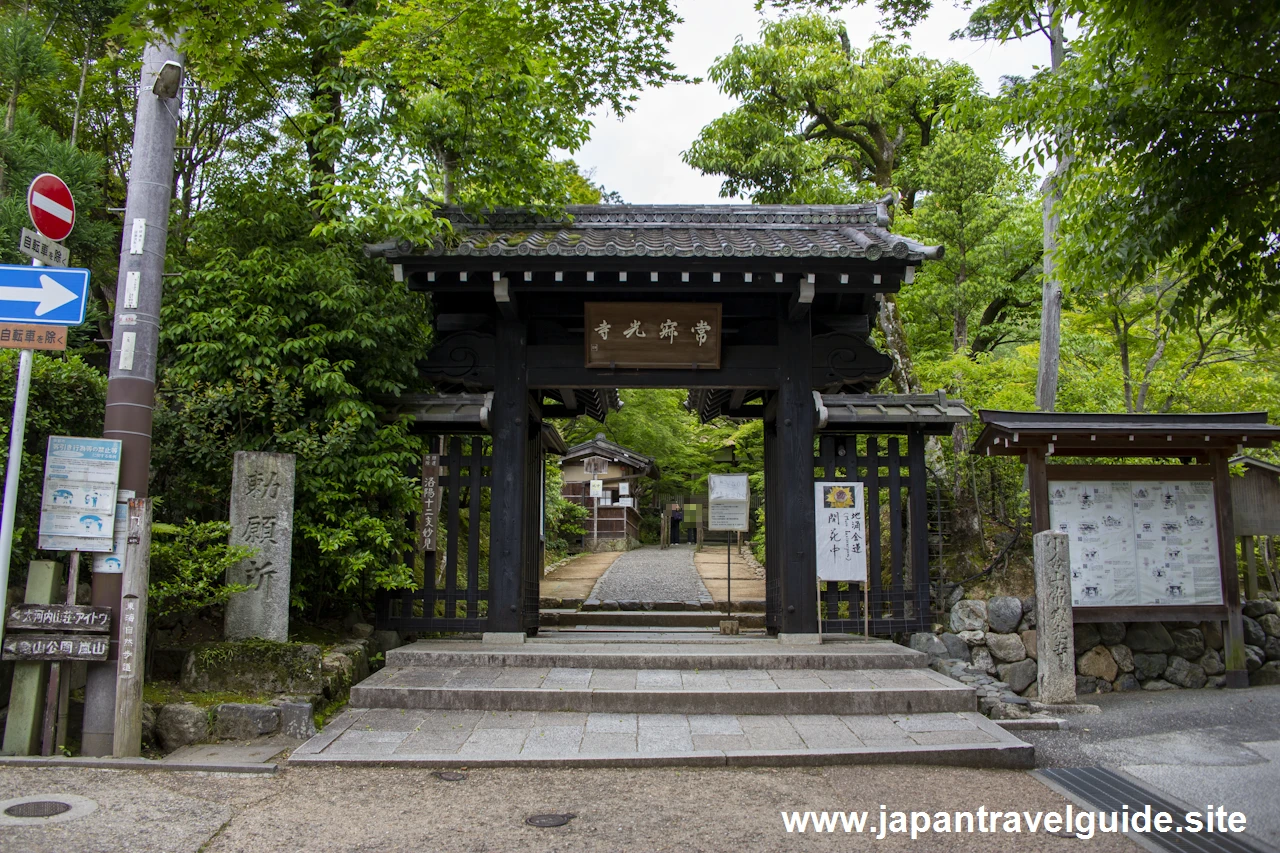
[540,610,767,629]
[290,708,1032,770]
[350,665,974,716]
[385,638,928,671]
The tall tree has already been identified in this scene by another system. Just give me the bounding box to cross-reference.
[1007,0,1280,321]
[955,1,1070,412]
[684,15,980,392]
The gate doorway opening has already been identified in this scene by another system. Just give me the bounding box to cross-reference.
[369,203,967,638]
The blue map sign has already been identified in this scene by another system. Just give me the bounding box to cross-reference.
[0,264,90,325]
[38,437,122,553]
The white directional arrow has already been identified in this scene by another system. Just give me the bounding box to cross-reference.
[0,274,78,316]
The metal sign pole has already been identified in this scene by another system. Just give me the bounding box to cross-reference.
[726,537,731,617]
[0,255,44,653]
[818,579,823,640]
[864,583,870,639]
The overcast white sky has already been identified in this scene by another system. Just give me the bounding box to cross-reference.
[572,0,1052,204]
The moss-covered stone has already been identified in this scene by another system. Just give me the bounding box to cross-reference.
[181,639,322,694]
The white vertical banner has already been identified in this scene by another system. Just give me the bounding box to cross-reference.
[814,482,868,582]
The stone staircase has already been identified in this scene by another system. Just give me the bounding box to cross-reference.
[290,634,1034,769]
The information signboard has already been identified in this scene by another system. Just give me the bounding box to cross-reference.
[814,482,868,582]
[1049,479,1223,607]
[37,436,122,552]
[707,473,749,532]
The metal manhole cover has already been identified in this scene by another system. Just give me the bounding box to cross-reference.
[434,771,467,782]
[6,800,71,818]
[0,794,96,826]
[526,813,575,828]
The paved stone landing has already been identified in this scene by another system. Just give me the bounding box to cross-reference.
[290,709,1031,769]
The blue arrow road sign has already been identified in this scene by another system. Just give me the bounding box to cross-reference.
[0,264,90,325]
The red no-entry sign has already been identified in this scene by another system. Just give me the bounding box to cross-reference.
[27,174,76,242]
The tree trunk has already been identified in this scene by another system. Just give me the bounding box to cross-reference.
[71,39,92,147]
[876,293,918,393]
[1034,8,1068,412]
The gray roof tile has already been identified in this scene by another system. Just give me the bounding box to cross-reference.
[369,204,942,262]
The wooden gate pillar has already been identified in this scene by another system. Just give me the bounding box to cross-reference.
[490,316,530,633]
[775,309,818,633]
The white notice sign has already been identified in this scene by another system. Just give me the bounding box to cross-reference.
[38,436,122,552]
[91,490,134,572]
[707,473,749,531]
[1049,480,1222,607]
[815,482,868,582]
[589,479,603,498]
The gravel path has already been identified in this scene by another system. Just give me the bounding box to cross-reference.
[588,545,713,603]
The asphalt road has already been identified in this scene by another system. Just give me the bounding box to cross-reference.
[1025,684,1280,850]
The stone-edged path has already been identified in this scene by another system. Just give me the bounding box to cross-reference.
[587,545,714,607]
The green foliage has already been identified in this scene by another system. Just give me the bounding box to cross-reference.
[559,390,738,500]
[684,15,980,207]
[1003,1,1280,320]
[0,351,107,576]
[148,520,254,619]
[896,120,1041,360]
[151,171,433,611]
[543,462,588,557]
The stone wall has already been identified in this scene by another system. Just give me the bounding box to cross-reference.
[919,592,1280,702]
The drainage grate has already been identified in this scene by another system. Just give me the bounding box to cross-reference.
[5,801,72,818]
[526,813,575,828]
[1037,767,1271,853]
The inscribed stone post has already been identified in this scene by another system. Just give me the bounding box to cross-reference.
[225,453,296,642]
[1034,531,1076,704]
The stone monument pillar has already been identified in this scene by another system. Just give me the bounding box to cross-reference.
[1033,531,1076,704]
[225,452,296,642]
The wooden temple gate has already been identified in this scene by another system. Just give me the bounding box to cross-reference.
[370,203,964,636]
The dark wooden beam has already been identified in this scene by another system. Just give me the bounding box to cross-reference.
[1027,448,1050,534]
[527,344,779,389]
[488,317,530,633]
[776,305,817,634]
[409,267,905,294]
[1212,449,1248,688]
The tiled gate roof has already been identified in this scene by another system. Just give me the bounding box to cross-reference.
[369,204,943,263]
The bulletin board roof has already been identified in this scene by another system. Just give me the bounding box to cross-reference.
[974,410,1280,456]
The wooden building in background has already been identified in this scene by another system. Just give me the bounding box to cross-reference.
[561,435,657,550]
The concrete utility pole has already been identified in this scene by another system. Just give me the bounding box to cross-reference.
[81,38,183,758]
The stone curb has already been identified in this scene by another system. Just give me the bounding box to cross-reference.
[0,756,278,774]
[992,717,1067,731]
[287,739,1033,771]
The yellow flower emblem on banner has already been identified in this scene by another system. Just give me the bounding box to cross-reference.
[824,486,854,508]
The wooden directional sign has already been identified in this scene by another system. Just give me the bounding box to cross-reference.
[585,303,722,369]
[27,173,76,242]
[3,633,110,662]
[3,603,112,662]
[7,603,111,633]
